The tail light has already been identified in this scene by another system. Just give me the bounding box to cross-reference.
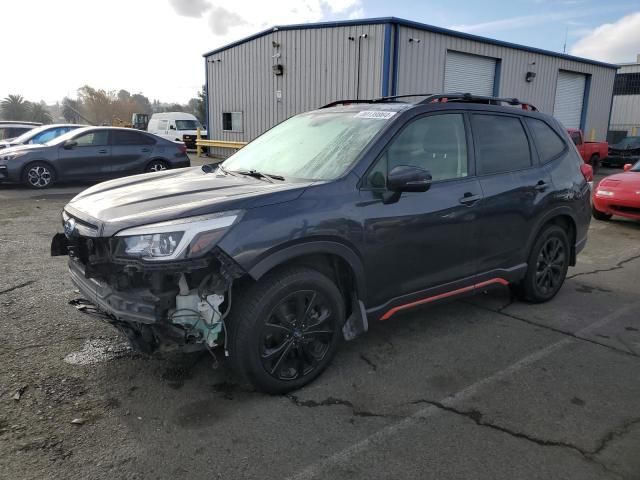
[178,144,187,154]
[580,163,593,182]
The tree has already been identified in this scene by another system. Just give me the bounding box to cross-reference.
[1,94,30,120]
[29,102,52,124]
[62,97,82,123]
[187,85,206,124]
[77,85,116,125]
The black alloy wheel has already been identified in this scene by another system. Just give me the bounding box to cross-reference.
[513,224,570,303]
[260,290,336,381]
[534,236,566,297]
[228,267,344,393]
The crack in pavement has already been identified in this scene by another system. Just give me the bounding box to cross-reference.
[411,398,630,479]
[0,280,35,295]
[465,300,640,360]
[592,417,640,456]
[286,395,397,419]
[567,253,640,280]
[359,353,378,371]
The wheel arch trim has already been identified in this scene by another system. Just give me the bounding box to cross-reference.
[247,240,367,300]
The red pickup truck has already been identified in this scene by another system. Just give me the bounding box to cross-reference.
[567,129,608,172]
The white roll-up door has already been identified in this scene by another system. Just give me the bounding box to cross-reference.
[553,71,586,129]
[444,51,496,96]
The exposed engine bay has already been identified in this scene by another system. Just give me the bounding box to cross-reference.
[52,230,244,354]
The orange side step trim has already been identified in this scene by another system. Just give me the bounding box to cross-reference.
[380,278,509,321]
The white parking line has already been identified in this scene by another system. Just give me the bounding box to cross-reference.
[287,301,640,480]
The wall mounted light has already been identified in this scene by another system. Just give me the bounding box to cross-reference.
[526,71,536,82]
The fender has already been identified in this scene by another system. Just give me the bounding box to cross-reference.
[247,240,367,300]
[525,205,579,263]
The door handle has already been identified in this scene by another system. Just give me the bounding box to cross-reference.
[534,180,548,192]
[98,149,108,154]
[141,148,151,152]
[459,192,482,205]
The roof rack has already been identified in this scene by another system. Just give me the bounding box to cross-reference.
[418,93,538,111]
[321,92,537,111]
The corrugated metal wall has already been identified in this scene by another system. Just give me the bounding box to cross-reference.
[205,21,616,151]
[610,63,640,134]
[395,26,616,140]
[206,24,385,155]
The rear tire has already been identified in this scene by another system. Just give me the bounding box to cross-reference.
[22,162,56,189]
[515,225,570,303]
[227,266,344,394]
[589,154,600,175]
[145,159,168,172]
[592,205,612,221]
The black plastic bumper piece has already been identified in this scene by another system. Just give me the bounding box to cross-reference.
[68,259,160,324]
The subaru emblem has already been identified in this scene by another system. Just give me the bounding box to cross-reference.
[64,218,76,238]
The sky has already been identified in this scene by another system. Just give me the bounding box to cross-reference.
[1,0,638,105]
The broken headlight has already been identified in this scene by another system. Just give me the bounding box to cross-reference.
[113,210,241,261]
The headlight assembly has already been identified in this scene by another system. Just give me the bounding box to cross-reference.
[2,151,27,161]
[595,189,614,197]
[114,210,241,261]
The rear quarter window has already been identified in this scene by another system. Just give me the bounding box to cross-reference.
[471,114,532,175]
[526,118,567,163]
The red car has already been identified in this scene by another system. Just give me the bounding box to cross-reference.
[593,162,640,221]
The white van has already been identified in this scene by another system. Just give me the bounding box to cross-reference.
[147,112,207,149]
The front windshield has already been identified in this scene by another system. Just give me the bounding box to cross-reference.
[175,120,200,130]
[222,110,394,181]
[615,137,640,147]
[45,128,88,146]
[12,125,47,144]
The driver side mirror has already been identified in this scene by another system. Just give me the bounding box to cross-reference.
[624,163,632,172]
[387,165,432,193]
[63,140,78,149]
[169,125,176,130]
[382,165,432,204]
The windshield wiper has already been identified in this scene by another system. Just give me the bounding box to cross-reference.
[216,164,239,176]
[233,169,285,182]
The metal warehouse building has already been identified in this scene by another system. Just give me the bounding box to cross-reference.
[203,17,617,153]
[609,55,640,142]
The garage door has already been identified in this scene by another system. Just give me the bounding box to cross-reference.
[444,51,496,96]
[553,71,586,129]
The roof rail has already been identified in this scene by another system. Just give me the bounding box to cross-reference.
[320,99,380,109]
[321,93,538,111]
[419,93,538,111]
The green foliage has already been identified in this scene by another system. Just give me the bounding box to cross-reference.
[29,102,53,124]
[2,86,203,126]
[1,94,30,121]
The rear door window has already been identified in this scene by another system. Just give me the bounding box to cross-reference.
[471,114,532,175]
[112,130,155,146]
[526,118,567,163]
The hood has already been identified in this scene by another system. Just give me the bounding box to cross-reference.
[609,142,640,152]
[65,166,311,236]
[598,172,640,189]
[0,143,48,156]
[0,140,16,150]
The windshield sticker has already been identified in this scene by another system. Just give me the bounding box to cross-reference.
[354,111,397,120]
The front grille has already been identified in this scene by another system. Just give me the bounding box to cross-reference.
[611,205,640,214]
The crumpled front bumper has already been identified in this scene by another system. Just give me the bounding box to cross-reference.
[68,259,161,324]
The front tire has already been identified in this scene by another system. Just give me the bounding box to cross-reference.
[516,225,570,303]
[589,154,600,175]
[22,162,56,189]
[228,267,344,394]
[592,205,612,221]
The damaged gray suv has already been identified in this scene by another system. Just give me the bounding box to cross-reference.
[52,94,592,393]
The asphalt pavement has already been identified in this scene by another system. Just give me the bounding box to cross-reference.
[1,166,639,480]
